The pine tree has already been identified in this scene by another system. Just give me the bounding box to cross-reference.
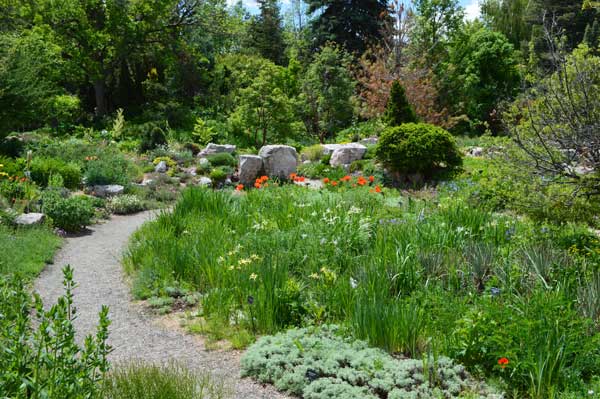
[247,0,286,65]
[305,0,389,54]
[383,81,418,126]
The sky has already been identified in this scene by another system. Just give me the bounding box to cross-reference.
[227,0,482,20]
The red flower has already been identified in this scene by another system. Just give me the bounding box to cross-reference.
[369,175,375,183]
[357,177,367,186]
[498,357,509,369]
[341,175,351,182]
[323,177,330,184]
[374,185,382,193]
[290,173,297,180]
[331,181,338,186]
[235,184,244,191]
[254,182,262,189]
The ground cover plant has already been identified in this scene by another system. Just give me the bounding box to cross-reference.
[0,224,61,277]
[125,184,600,397]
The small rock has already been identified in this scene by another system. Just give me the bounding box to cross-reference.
[330,143,367,167]
[468,147,484,157]
[197,177,212,187]
[239,155,264,185]
[198,143,236,157]
[154,161,168,173]
[92,185,124,198]
[15,213,45,226]
[258,145,298,179]
[303,160,312,164]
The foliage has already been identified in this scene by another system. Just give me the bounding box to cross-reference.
[301,145,324,162]
[246,0,286,65]
[206,153,237,167]
[103,361,229,399]
[0,224,61,277]
[42,190,95,232]
[191,117,216,146]
[241,325,495,398]
[48,94,81,134]
[84,153,137,186]
[376,123,463,177]
[107,195,146,215]
[0,266,110,398]
[111,108,125,140]
[30,157,82,189]
[383,80,418,126]
[139,123,168,153]
[300,45,355,142]
[305,0,388,54]
[209,167,229,184]
[508,44,600,198]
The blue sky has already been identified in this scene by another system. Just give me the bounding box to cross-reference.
[228,0,481,20]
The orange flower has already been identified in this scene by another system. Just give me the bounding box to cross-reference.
[254,182,262,189]
[260,175,269,183]
[323,177,330,184]
[296,176,305,182]
[331,181,338,186]
[235,184,244,191]
[357,177,367,186]
[341,175,351,182]
[375,185,382,193]
[369,175,375,183]
[498,357,509,369]
[290,173,297,180]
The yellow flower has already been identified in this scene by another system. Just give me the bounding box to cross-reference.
[249,273,258,281]
[309,273,320,279]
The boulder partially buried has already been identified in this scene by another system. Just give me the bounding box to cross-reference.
[258,145,298,180]
[92,184,124,198]
[198,143,236,157]
[15,213,45,226]
[330,143,367,167]
[239,155,264,185]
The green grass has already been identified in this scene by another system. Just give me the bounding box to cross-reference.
[124,185,600,397]
[103,361,229,399]
[0,225,61,277]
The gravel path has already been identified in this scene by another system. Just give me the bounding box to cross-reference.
[34,211,288,399]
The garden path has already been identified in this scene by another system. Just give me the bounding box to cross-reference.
[34,211,288,399]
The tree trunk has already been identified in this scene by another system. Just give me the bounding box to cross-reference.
[94,79,108,117]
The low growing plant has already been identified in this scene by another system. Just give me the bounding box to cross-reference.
[42,190,95,232]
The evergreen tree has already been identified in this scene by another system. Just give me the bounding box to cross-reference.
[383,81,418,126]
[248,0,286,65]
[584,19,600,49]
[305,0,389,54]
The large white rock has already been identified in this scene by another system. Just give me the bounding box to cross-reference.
[322,144,344,156]
[15,213,45,226]
[198,143,236,157]
[258,145,298,179]
[239,155,263,185]
[154,160,167,173]
[330,143,367,167]
[92,185,124,198]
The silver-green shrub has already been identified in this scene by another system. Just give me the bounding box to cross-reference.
[241,325,498,399]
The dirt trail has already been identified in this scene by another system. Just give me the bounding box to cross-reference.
[34,211,287,399]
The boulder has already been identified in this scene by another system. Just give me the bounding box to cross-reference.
[198,143,236,157]
[467,146,484,157]
[322,144,344,156]
[239,155,263,185]
[154,160,168,173]
[92,184,124,198]
[359,137,379,146]
[15,213,45,226]
[258,145,298,179]
[330,143,367,167]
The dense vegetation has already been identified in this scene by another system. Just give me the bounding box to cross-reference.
[2,0,600,398]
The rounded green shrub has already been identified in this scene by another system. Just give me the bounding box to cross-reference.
[205,152,237,167]
[376,123,462,177]
[42,190,94,232]
[209,167,228,184]
[30,157,82,189]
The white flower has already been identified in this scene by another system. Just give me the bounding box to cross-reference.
[320,238,327,245]
[249,273,258,281]
[311,211,318,217]
[348,206,362,215]
[217,256,225,263]
[301,234,308,239]
[350,277,358,289]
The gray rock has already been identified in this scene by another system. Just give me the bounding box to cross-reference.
[154,161,168,173]
[197,177,212,187]
[359,137,379,146]
[258,145,298,179]
[239,155,263,185]
[92,184,124,198]
[330,143,367,167]
[467,146,484,157]
[15,213,45,226]
[322,144,344,156]
[198,143,236,157]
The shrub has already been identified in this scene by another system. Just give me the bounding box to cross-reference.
[108,195,146,215]
[30,157,82,189]
[191,117,216,146]
[137,123,167,153]
[42,190,95,232]
[209,167,228,185]
[84,153,135,186]
[0,267,110,398]
[301,145,324,162]
[383,81,418,126]
[376,123,462,177]
[241,325,495,398]
[206,152,237,167]
[103,361,228,399]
